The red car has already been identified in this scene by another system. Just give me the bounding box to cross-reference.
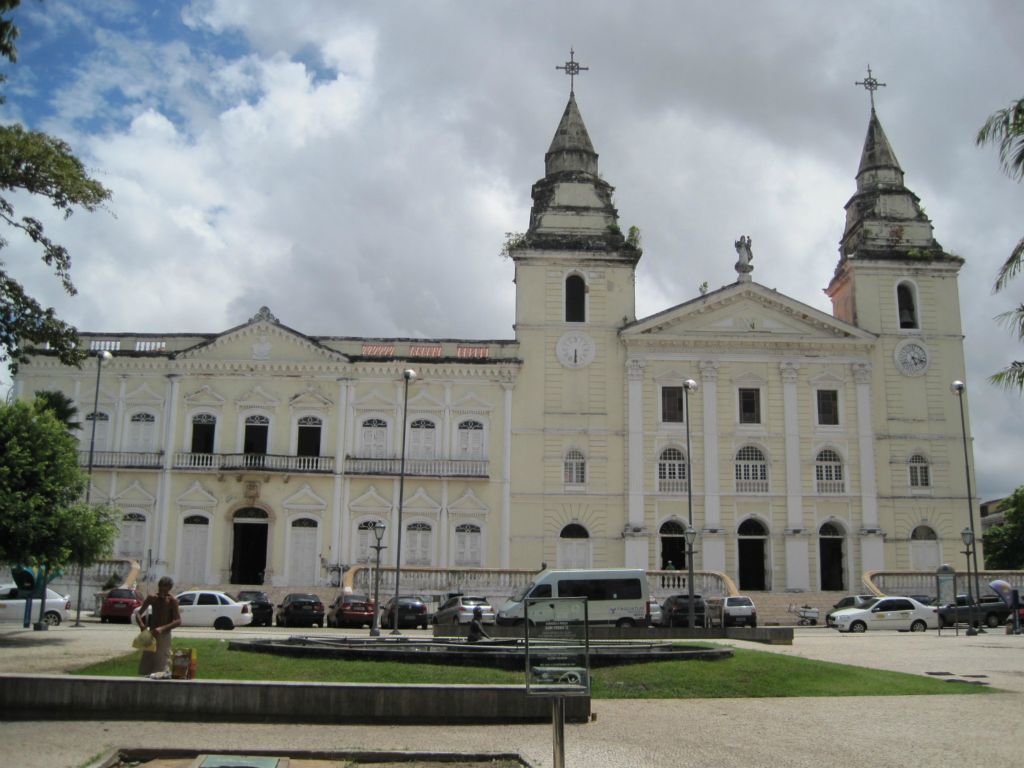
[327,593,376,628]
[99,588,143,623]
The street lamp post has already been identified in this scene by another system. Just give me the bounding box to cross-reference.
[74,349,112,627]
[961,527,979,636]
[683,378,699,629]
[391,368,417,634]
[369,522,387,637]
[951,381,984,630]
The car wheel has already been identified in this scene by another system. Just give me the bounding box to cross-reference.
[43,611,62,626]
[100,616,107,623]
[420,623,428,630]
[910,619,927,632]
[985,613,1001,629]
[319,619,325,628]
[850,620,867,633]
[615,618,635,628]
[451,616,460,626]
[276,617,284,627]
[214,617,234,630]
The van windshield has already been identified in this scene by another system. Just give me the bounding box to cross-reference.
[511,582,535,602]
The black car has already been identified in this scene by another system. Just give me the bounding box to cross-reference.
[276,593,325,628]
[661,594,706,627]
[234,590,273,627]
[381,596,430,630]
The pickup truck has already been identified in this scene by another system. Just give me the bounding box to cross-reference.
[936,594,1014,629]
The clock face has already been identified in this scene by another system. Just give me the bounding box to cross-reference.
[556,331,596,369]
[895,341,930,376]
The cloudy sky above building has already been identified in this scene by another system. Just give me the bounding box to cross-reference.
[2,1,1022,499]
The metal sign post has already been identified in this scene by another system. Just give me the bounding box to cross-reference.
[935,564,957,636]
[524,597,590,768]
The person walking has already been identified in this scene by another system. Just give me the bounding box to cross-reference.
[135,576,181,677]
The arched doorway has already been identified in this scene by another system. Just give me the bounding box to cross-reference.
[231,507,269,584]
[819,521,846,590]
[288,517,318,584]
[179,515,209,585]
[737,518,768,591]
[659,520,685,570]
[910,524,940,571]
[558,523,591,568]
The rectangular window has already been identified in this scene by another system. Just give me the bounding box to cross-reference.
[816,390,839,426]
[661,386,684,423]
[738,388,761,424]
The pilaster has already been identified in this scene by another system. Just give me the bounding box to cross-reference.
[699,361,720,528]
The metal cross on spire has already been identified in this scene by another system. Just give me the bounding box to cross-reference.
[556,48,588,93]
[855,65,887,111]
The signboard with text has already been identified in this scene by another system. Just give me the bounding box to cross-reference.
[524,597,590,697]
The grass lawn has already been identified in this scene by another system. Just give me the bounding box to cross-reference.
[73,638,994,698]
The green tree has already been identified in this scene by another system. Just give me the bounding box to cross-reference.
[982,486,1024,569]
[977,96,1024,391]
[33,389,80,431]
[0,399,115,570]
[0,1,112,373]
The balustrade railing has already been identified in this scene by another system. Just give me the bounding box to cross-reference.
[344,457,488,477]
[170,452,335,473]
[866,569,1024,597]
[79,451,163,469]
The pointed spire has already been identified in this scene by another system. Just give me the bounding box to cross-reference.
[545,92,598,176]
[856,110,904,187]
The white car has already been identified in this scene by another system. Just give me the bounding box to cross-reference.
[175,590,253,630]
[0,583,71,626]
[831,596,937,633]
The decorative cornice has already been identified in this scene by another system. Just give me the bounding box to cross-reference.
[779,361,800,384]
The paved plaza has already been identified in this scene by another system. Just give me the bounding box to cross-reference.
[2,620,1021,768]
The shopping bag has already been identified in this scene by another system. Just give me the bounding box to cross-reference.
[132,629,157,652]
[171,648,197,680]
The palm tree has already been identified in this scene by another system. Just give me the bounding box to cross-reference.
[33,390,81,432]
[977,96,1024,391]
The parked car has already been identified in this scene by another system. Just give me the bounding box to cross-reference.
[175,590,253,630]
[830,596,937,633]
[647,597,663,626]
[936,594,1015,629]
[722,595,757,627]
[660,594,706,627]
[233,590,273,626]
[327,593,376,628]
[277,593,325,628]
[825,594,876,627]
[381,596,430,629]
[434,595,496,625]
[0,583,70,626]
[99,588,143,623]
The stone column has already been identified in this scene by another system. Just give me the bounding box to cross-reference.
[625,359,648,569]
[853,362,884,572]
[501,377,513,568]
[780,361,809,590]
[699,361,725,572]
[154,374,180,576]
[332,378,349,567]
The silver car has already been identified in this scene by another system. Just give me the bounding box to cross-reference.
[0,584,70,626]
[433,595,496,625]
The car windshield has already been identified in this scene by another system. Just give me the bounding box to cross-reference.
[462,597,488,606]
[108,589,136,598]
[238,591,267,601]
[347,594,370,603]
[857,598,881,610]
[289,594,318,602]
[728,597,753,606]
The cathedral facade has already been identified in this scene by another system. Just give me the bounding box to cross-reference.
[13,89,975,594]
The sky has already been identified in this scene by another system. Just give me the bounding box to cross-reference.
[1,1,1022,500]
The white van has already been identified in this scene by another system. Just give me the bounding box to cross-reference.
[497,568,649,627]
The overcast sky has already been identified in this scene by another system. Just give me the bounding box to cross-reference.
[1,1,1022,499]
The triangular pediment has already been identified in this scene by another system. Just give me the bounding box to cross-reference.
[408,391,444,413]
[404,488,440,516]
[451,393,494,414]
[624,282,874,346]
[184,384,226,407]
[176,309,349,365]
[237,384,280,408]
[124,383,164,406]
[113,481,156,507]
[352,391,395,412]
[448,489,489,516]
[176,481,217,508]
[350,486,391,512]
[289,386,333,409]
[282,483,327,511]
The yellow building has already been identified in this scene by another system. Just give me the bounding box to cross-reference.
[13,91,974,594]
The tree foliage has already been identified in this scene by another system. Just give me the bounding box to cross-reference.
[0,399,117,568]
[977,96,1024,391]
[982,485,1024,569]
[33,388,80,431]
[0,1,112,373]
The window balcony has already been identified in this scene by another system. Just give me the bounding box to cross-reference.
[172,452,336,473]
[79,451,163,469]
[344,456,489,478]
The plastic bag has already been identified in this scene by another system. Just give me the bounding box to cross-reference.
[132,629,157,652]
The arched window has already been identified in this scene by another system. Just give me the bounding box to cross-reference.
[564,449,586,487]
[405,521,433,565]
[356,519,386,563]
[360,418,387,458]
[117,511,147,559]
[409,418,436,459]
[815,449,845,494]
[243,414,270,466]
[126,412,158,452]
[558,523,591,568]
[897,281,918,329]
[909,454,931,488]
[191,413,216,455]
[296,415,322,458]
[910,524,940,570]
[734,446,768,493]
[565,274,586,322]
[657,447,687,493]
[454,523,482,566]
[456,419,485,459]
[84,411,111,452]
